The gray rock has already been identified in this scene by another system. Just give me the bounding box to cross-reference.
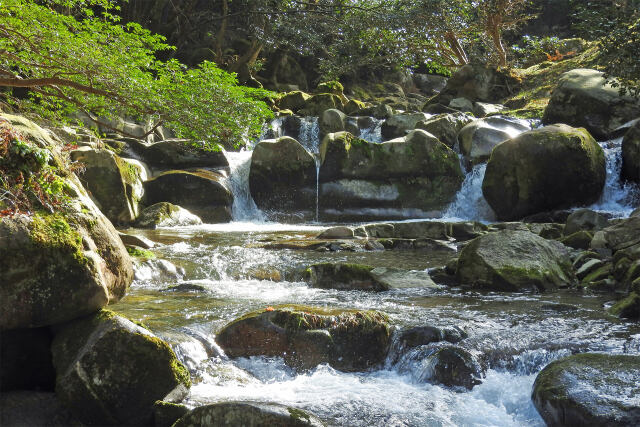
[415,112,474,147]
[448,97,474,113]
[143,139,229,170]
[458,116,531,165]
[473,102,506,117]
[319,108,347,136]
[316,226,355,239]
[135,202,202,229]
[381,112,430,139]
[119,232,156,249]
[563,208,610,236]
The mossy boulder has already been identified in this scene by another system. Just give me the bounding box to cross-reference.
[543,69,640,139]
[343,99,366,115]
[249,137,317,217]
[622,120,640,183]
[278,91,312,112]
[154,400,189,427]
[216,306,391,372]
[1,327,55,391]
[482,124,606,221]
[143,170,232,223]
[456,230,575,292]
[318,131,463,219]
[51,310,190,426]
[559,230,593,250]
[173,402,324,427]
[532,353,640,426]
[142,139,229,170]
[381,112,430,139]
[610,292,640,319]
[415,112,474,147]
[458,116,531,165]
[135,202,202,229]
[70,147,145,224]
[299,93,344,116]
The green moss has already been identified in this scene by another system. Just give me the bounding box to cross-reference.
[127,246,156,260]
[287,407,312,423]
[30,212,86,263]
[609,292,640,318]
[317,80,344,94]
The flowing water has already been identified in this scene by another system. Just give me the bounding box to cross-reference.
[114,119,640,425]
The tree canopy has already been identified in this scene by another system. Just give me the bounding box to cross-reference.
[0,0,274,149]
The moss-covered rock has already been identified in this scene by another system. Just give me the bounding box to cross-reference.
[135,202,202,228]
[415,112,474,147]
[456,230,575,292]
[0,327,55,391]
[559,230,593,250]
[278,91,312,112]
[216,306,390,372]
[482,124,605,220]
[70,147,144,224]
[173,402,325,427]
[299,93,344,116]
[249,136,316,217]
[343,99,366,115]
[51,310,190,426]
[306,263,387,291]
[610,292,640,319]
[532,353,640,426]
[142,139,228,170]
[143,170,232,223]
[543,69,640,139]
[622,121,640,183]
[154,400,189,427]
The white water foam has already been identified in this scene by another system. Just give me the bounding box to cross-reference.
[444,163,495,222]
[224,150,266,222]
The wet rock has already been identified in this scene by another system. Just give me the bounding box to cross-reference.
[381,112,431,139]
[249,137,316,217]
[119,232,155,249]
[610,292,640,319]
[425,346,484,390]
[51,310,191,426]
[135,202,202,228]
[532,353,640,426]
[563,208,610,236]
[316,226,355,239]
[319,108,347,136]
[415,112,474,147]
[216,306,390,372]
[144,170,232,223]
[71,148,145,224]
[473,102,506,117]
[0,391,80,426]
[575,258,605,280]
[399,326,467,349]
[591,216,640,255]
[173,402,324,427]
[142,139,229,170]
[622,121,640,183]
[543,69,640,139]
[456,230,575,292]
[482,124,605,221]
[458,116,531,165]
[306,263,388,291]
[448,97,474,112]
[369,267,439,289]
[163,282,208,292]
[154,400,189,427]
[1,328,55,392]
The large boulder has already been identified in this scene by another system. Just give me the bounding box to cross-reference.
[543,69,640,139]
[381,112,430,139]
[458,116,531,165]
[319,108,347,136]
[415,112,474,147]
[278,91,311,112]
[299,93,343,116]
[532,353,640,426]
[482,124,606,220]
[622,120,640,183]
[173,402,324,427]
[456,230,575,292]
[318,131,463,220]
[135,202,202,228]
[216,306,390,372]
[249,137,317,217]
[71,147,145,224]
[144,170,232,223]
[51,310,191,426]
[142,139,229,170]
[429,65,520,106]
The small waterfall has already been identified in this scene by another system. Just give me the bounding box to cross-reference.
[444,163,496,222]
[224,150,266,222]
[589,137,639,216]
[298,117,321,153]
[359,118,384,143]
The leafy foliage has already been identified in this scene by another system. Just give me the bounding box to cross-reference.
[0,0,274,149]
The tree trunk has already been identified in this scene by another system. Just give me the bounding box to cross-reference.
[444,31,469,66]
[486,14,507,67]
[213,0,228,64]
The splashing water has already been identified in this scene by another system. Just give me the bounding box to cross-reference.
[298,116,321,154]
[589,138,639,217]
[444,163,495,222]
[224,151,266,222]
[359,118,384,143]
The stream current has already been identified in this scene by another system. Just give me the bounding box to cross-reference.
[112,118,640,426]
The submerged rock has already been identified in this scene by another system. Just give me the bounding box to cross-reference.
[482,124,605,221]
[144,170,232,223]
[135,202,202,228]
[216,306,391,372]
[51,310,190,426]
[532,353,640,426]
[456,230,575,292]
[173,402,324,427]
[543,69,640,139]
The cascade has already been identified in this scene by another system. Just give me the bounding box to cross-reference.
[359,118,384,143]
[297,117,322,221]
[224,150,266,222]
[444,162,496,222]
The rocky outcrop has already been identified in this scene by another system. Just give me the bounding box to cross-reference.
[144,170,232,223]
[173,402,324,427]
[533,353,640,426]
[51,310,190,426]
[142,139,229,170]
[458,116,531,165]
[216,306,390,372]
[543,69,640,139]
[318,131,463,220]
[482,124,605,220]
[622,120,640,183]
[415,112,474,147]
[456,230,575,292]
[135,202,202,228]
[249,137,317,218]
[71,147,145,224]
